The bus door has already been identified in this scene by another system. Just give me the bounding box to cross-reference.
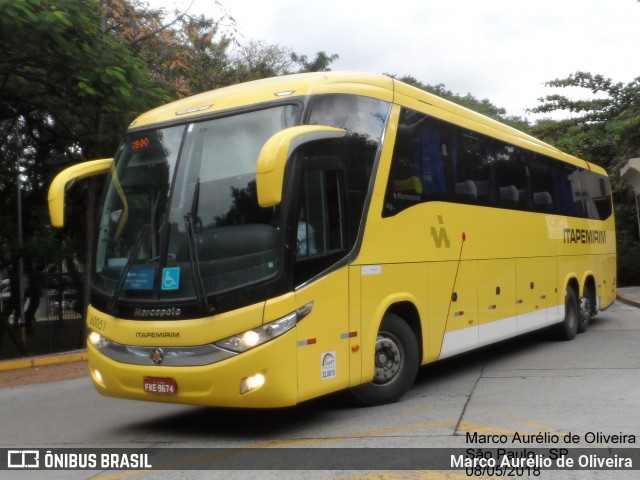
[292,161,351,403]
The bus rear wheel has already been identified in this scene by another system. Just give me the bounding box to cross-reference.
[556,287,578,341]
[350,313,419,406]
[577,284,595,333]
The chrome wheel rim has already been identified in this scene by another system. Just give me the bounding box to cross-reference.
[373,332,404,385]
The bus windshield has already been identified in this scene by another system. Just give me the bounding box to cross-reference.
[93,105,298,313]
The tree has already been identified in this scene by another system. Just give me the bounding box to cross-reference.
[531,71,640,285]
[291,51,339,73]
[103,0,237,97]
[0,0,166,154]
[0,0,165,314]
[103,1,339,96]
[387,74,530,130]
[233,41,298,82]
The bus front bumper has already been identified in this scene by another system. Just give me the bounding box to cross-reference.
[87,329,298,408]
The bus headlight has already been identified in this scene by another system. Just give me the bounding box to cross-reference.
[215,302,312,353]
[88,331,108,349]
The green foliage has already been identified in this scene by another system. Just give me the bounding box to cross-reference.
[0,0,166,155]
[231,44,340,84]
[115,2,238,97]
[387,74,530,130]
[109,0,340,97]
[531,71,640,285]
[0,0,164,276]
[291,51,340,73]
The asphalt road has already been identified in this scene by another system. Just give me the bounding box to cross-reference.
[1,301,638,480]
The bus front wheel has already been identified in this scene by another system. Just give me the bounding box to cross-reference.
[556,287,579,341]
[350,313,419,406]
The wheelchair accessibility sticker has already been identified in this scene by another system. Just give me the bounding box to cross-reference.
[161,267,180,291]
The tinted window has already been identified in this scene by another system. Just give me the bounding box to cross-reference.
[494,144,527,210]
[554,163,585,217]
[453,132,493,205]
[383,107,612,220]
[528,155,556,212]
[384,109,451,216]
[308,94,389,142]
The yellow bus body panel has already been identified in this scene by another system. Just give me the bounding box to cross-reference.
[294,268,352,403]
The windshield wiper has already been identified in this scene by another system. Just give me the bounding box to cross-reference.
[108,223,151,312]
[184,179,215,314]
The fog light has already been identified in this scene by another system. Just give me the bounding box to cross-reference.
[92,368,105,387]
[240,372,265,394]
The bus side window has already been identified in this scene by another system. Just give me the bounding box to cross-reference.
[528,154,556,213]
[384,109,450,217]
[454,132,492,205]
[494,144,527,210]
[294,162,348,286]
[554,163,585,217]
[572,168,613,220]
[417,127,449,198]
[590,175,613,220]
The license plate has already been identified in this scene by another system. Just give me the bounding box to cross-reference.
[143,377,177,395]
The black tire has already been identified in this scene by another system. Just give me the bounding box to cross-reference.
[350,313,419,406]
[577,284,595,333]
[556,287,579,341]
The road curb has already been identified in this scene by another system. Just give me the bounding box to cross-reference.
[617,293,640,309]
[0,350,87,372]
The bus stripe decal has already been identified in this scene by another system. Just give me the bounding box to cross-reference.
[340,332,358,339]
[439,305,564,360]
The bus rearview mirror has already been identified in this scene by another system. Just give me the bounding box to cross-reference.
[48,158,113,228]
[256,125,346,207]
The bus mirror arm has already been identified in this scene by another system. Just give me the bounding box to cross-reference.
[48,158,113,228]
[256,125,346,207]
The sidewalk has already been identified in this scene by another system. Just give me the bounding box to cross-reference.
[616,286,640,308]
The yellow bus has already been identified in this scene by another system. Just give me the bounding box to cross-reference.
[49,72,616,407]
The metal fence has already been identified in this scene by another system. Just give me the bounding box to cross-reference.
[0,271,85,360]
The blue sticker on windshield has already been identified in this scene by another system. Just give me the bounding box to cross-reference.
[162,267,180,291]
[124,268,155,291]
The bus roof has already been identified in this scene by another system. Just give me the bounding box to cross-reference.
[129,71,605,176]
[129,72,394,128]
